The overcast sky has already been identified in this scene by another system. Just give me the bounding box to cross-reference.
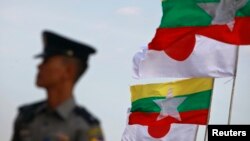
[1,1,250,141]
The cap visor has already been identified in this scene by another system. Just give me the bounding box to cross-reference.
[34,53,48,58]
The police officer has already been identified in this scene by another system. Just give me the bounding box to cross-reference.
[11,31,104,141]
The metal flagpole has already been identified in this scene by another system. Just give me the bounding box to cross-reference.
[227,46,240,124]
[194,125,199,141]
[203,79,215,141]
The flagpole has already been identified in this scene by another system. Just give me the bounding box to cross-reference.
[227,46,240,124]
[203,79,215,141]
[194,125,199,141]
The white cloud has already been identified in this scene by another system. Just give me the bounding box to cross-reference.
[116,6,141,16]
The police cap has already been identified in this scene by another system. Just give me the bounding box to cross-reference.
[35,30,96,62]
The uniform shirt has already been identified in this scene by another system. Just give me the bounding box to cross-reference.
[11,98,104,141]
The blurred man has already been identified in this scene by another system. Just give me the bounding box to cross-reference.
[11,31,104,141]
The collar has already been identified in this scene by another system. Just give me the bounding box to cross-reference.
[55,97,76,120]
[35,97,76,120]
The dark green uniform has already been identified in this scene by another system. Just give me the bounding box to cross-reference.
[11,98,104,141]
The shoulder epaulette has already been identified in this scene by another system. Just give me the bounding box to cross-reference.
[18,101,45,123]
[74,106,100,125]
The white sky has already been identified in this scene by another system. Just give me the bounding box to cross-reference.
[0,1,249,141]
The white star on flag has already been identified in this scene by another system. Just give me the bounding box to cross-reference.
[198,0,248,29]
[154,97,186,121]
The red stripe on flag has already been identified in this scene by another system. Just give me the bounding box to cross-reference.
[129,109,209,126]
[148,17,250,61]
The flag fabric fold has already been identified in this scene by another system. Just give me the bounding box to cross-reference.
[133,35,237,79]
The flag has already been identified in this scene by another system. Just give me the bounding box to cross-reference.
[122,123,198,141]
[149,0,250,61]
[122,78,214,140]
[133,35,237,79]
[159,0,250,27]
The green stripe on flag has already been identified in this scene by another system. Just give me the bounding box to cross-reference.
[162,0,220,4]
[236,0,250,16]
[160,0,212,28]
[131,97,165,113]
[160,0,250,28]
[196,0,220,2]
[177,90,212,112]
[131,90,212,113]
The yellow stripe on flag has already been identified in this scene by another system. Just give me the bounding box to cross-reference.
[131,78,213,102]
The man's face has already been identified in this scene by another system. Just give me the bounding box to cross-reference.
[36,55,68,88]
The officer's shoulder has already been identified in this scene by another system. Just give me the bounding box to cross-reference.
[18,100,45,113]
[16,100,45,123]
[74,105,100,125]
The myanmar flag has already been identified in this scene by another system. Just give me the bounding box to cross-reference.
[149,0,250,61]
[122,78,214,140]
